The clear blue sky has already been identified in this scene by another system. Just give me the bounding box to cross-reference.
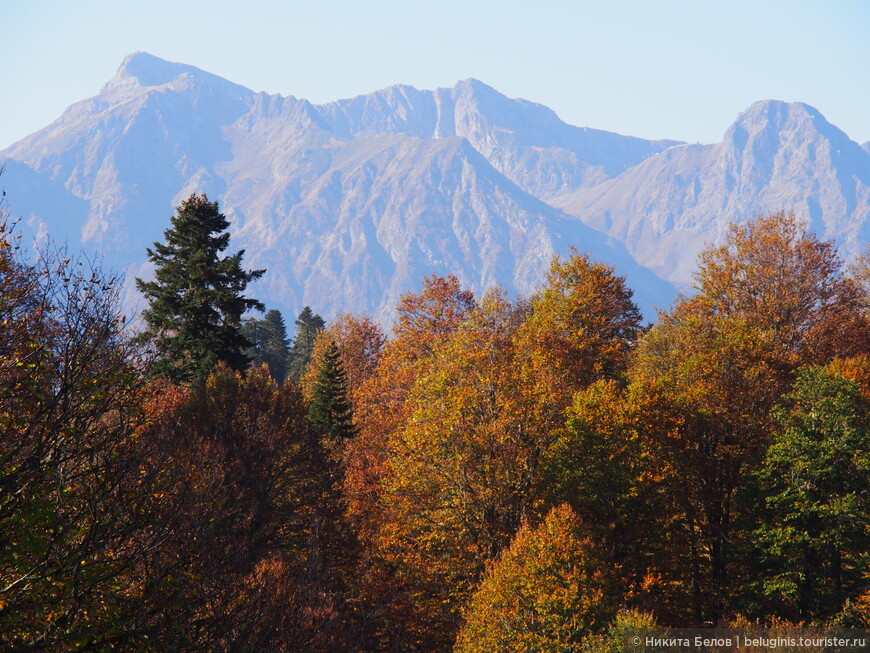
[3,0,869,149]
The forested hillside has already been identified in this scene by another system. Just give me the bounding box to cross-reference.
[2,207,870,651]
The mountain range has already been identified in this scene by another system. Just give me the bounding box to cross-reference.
[3,52,869,324]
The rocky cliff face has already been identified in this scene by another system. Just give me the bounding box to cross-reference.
[313,77,681,198]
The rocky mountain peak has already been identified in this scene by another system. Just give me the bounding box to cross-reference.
[723,99,856,151]
[109,51,199,88]
[450,78,558,130]
[451,78,501,98]
[732,99,821,129]
[101,52,252,103]
[720,99,870,186]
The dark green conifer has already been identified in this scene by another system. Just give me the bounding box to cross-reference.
[304,339,359,618]
[307,340,357,443]
[135,194,264,384]
[242,308,291,383]
[287,306,325,381]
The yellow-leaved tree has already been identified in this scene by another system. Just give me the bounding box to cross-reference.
[455,504,615,653]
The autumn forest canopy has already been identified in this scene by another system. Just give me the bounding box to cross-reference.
[2,195,870,651]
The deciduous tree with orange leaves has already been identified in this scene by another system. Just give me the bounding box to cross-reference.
[342,275,477,649]
[346,275,476,537]
[543,378,682,619]
[0,223,163,649]
[518,247,643,401]
[375,291,537,639]
[692,211,870,365]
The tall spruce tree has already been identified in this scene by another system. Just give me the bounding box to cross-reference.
[136,194,264,384]
[288,306,325,381]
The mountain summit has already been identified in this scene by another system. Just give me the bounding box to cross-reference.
[2,53,868,322]
[554,99,870,284]
[110,51,207,88]
[102,51,254,102]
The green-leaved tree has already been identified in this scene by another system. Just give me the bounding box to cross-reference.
[753,366,870,622]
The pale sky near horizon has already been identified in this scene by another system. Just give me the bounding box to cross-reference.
[2,0,869,150]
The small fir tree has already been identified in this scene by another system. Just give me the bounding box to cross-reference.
[136,194,264,384]
[305,339,360,613]
[307,340,357,443]
[240,317,267,365]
